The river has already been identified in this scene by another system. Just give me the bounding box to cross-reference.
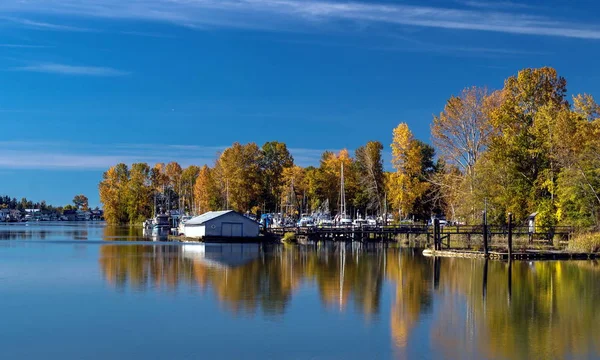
[0,222,598,359]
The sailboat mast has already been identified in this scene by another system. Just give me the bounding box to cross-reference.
[340,163,346,217]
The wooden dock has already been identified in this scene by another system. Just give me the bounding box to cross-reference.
[267,224,574,244]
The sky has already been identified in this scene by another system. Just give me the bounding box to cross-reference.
[1,0,599,207]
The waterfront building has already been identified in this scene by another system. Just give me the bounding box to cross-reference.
[182,210,260,239]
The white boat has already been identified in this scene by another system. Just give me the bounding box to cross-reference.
[143,214,171,238]
[352,218,368,228]
[297,216,315,227]
[177,215,193,235]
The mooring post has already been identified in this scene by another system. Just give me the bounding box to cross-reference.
[433,257,441,290]
[507,213,513,260]
[482,259,488,301]
[507,260,512,305]
[433,219,440,250]
[482,210,489,257]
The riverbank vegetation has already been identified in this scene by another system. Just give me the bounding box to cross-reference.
[0,194,93,221]
[568,232,600,253]
[99,67,600,229]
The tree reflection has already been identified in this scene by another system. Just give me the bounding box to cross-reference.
[98,243,600,358]
[385,248,433,355]
[429,259,600,359]
[98,242,386,318]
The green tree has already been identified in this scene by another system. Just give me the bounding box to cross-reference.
[487,67,568,223]
[73,194,89,211]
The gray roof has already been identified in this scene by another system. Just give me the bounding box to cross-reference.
[185,210,235,226]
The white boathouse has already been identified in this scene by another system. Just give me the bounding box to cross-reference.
[182,210,260,239]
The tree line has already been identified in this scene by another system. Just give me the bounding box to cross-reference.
[0,194,90,213]
[99,67,600,228]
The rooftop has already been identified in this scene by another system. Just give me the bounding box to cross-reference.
[185,210,234,226]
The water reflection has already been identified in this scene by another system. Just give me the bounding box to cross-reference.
[3,223,600,359]
[430,259,600,360]
[98,243,600,359]
[0,223,92,241]
[102,225,145,240]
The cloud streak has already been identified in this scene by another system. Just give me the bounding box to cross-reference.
[0,0,598,40]
[6,17,92,32]
[14,63,129,76]
[0,43,50,48]
[0,141,329,169]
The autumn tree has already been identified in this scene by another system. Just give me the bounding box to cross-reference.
[487,67,568,223]
[317,149,359,216]
[355,141,385,213]
[432,87,499,180]
[213,142,263,213]
[126,163,152,223]
[73,194,89,211]
[555,95,600,227]
[99,163,129,224]
[181,165,200,214]
[279,166,306,216]
[389,123,429,220]
[150,163,169,193]
[260,141,294,212]
[194,165,221,213]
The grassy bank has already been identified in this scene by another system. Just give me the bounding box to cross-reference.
[568,232,600,253]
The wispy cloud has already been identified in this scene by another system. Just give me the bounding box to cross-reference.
[7,17,92,32]
[0,141,329,170]
[0,0,598,40]
[458,1,536,10]
[14,63,129,76]
[0,43,50,48]
[120,30,175,38]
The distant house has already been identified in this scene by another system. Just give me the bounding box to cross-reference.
[10,210,21,221]
[90,210,104,221]
[0,209,9,221]
[62,210,78,221]
[76,210,91,221]
[182,210,260,239]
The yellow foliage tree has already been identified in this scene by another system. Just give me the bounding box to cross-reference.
[194,165,220,213]
[213,142,263,213]
[389,123,429,219]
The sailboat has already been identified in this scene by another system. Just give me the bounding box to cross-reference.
[337,163,352,227]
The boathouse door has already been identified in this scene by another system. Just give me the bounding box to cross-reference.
[222,223,243,237]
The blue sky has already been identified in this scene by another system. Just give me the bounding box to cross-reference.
[1,0,599,207]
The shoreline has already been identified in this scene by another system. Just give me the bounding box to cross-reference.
[423,248,599,260]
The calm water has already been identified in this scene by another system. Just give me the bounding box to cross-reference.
[0,223,599,360]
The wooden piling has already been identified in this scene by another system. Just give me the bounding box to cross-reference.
[482,211,489,257]
[482,259,488,301]
[507,213,513,259]
[433,219,440,250]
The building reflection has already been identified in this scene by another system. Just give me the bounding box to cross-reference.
[98,242,600,359]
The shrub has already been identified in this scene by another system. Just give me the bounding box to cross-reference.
[282,232,297,243]
[567,232,600,253]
